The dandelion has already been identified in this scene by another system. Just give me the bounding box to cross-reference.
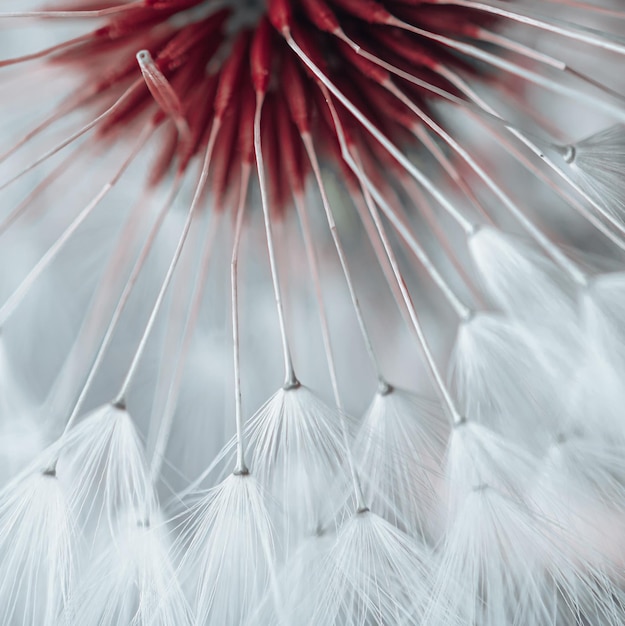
[1,0,625,624]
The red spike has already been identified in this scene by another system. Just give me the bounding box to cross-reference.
[281,53,311,134]
[213,31,251,121]
[155,10,230,71]
[276,94,306,196]
[268,0,293,34]
[250,17,274,97]
[300,0,341,34]
[178,73,218,172]
[329,0,392,24]
[211,104,240,210]
[261,93,288,217]
[238,82,257,165]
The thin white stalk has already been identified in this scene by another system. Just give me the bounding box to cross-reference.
[347,187,414,327]
[352,150,473,324]
[293,189,367,512]
[253,92,297,389]
[61,174,184,438]
[538,0,625,18]
[0,2,139,18]
[0,145,85,238]
[327,102,464,427]
[231,163,252,476]
[412,123,491,223]
[394,172,485,304]
[468,109,625,253]
[0,31,96,67]
[301,132,386,388]
[112,133,218,407]
[46,183,162,424]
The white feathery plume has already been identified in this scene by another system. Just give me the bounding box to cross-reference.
[426,486,550,626]
[449,312,559,444]
[312,510,431,626]
[73,509,191,626]
[547,436,625,512]
[251,509,432,626]
[429,482,625,626]
[469,227,579,335]
[177,473,278,626]
[245,384,353,544]
[58,402,151,534]
[443,420,539,521]
[433,420,625,625]
[468,227,581,393]
[565,124,625,224]
[532,434,625,563]
[3,2,625,625]
[245,530,336,626]
[352,387,447,538]
[432,419,541,626]
[0,458,74,626]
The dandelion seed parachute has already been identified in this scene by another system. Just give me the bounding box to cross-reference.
[2,0,625,625]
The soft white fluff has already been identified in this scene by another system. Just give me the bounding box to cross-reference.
[258,510,433,626]
[0,466,74,625]
[569,125,625,225]
[352,388,447,538]
[58,403,151,536]
[450,312,558,445]
[177,473,277,626]
[244,385,352,545]
[73,511,191,626]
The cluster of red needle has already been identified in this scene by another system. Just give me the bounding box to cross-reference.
[43,0,500,213]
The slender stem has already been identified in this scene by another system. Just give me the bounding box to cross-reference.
[293,189,367,513]
[231,163,253,476]
[475,27,625,109]
[411,124,491,224]
[61,175,184,437]
[0,147,85,238]
[336,134,464,427]
[302,132,386,387]
[112,134,217,407]
[253,93,297,389]
[0,3,139,18]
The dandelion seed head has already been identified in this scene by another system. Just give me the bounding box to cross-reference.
[3,0,625,624]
